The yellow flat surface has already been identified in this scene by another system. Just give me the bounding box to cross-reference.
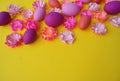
[0,0,120,81]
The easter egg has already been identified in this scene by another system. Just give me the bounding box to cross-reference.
[0,12,11,26]
[104,1,120,14]
[48,0,61,8]
[44,12,64,27]
[34,7,46,21]
[23,29,37,44]
[62,3,80,16]
[79,15,91,30]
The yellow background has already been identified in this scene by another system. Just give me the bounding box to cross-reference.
[0,0,120,81]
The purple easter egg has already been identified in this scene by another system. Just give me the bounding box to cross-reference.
[23,29,37,44]
[104,1,120,14]
[62,3,80,16]
[0,12,11,26]
[44,12,64,27]
[34,7,46,21]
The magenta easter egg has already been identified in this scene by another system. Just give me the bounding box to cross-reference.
[0,12,11,26]
[23,29,37,44]
[34,7,46,21]
[104,1,120,14]
[62,3,80,16]
[44,12,64,27]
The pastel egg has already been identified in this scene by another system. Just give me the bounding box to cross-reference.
[48,0,61,8]
[23,29,37,44]
[44,12,64,27]
[104,1,120,14]
[62,3,80,16]
[34,7,46,21]
[0,12,11,26]
[79,15,91,30]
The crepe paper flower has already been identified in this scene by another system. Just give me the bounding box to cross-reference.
[94,10,108,22]
[88,2,100,12]
[50,8,62,13]
[5,33,23,48]
[22,9,33,19]
[10,19,24,31]
[92,22,107,34]
[73,0,83,9]
[41,27,58,40]
[81,10,93,18]
[32,0,46,9]
[63,17,77,30]
[110,16,120,27]
[7,4,22,16]
[25,20,39,30]
[59,30,75,44]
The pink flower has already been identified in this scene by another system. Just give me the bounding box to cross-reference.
[64,17,77,30]
[5,33,23,48]
[22,9,33,19]
[7,4,22,16]
[25,20,39,30]
[10,19,24,31]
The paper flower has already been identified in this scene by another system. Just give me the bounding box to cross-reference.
[110,16,120,27]
[41,27,58,40]
[59,30,75,44]
[22,9,33,19]
[7,4,22,16]
[88,2,100,11]
[10,19,24,31]
[25,20,39,30]
[92,22,107,34]
[94,10,108,22]
[64,17,77,30]
[5,33,22,48]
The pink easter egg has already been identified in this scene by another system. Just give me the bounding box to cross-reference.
[34,7,46,21]
[62,3,80,16]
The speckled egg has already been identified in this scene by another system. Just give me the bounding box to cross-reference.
[23,29,37,44]
[34,7,46,21]
[62,3,80,16]
[0,12,11,26]
[104,1,120,14]
[44,12,64,27]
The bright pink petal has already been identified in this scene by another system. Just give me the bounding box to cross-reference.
[64,17,77,30]
[10,19,24,31]
[25,20,39,30]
